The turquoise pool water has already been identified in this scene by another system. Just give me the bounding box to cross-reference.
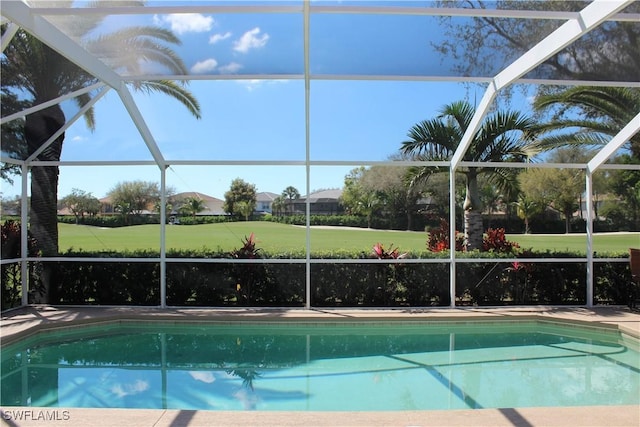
[1,321,638,411]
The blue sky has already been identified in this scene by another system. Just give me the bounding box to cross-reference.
[1,4,540,201]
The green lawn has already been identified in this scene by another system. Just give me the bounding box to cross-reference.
[58,222,639,255]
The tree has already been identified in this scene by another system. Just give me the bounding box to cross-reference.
[223,178,257,219]
[60,188,101,224]
[604,154,640,230]
[107,181,168,224]
[401,100,535,250]
[532,87,640,159]
[1,1,201,302]
[0,91,29,184]
[519,167,583,234]
[178,197,207,218]
[0,195,23,218]
[512,194,540,234]
[361,163,423,230]
[281,186,300,215]
[434,1,640,83]
[340,167,382,228]
[234,201,253,221]
[271,195,286,217]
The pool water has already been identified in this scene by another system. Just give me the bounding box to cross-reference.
[1,321,638,411]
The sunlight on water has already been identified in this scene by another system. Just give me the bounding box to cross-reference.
[2,322,638,411]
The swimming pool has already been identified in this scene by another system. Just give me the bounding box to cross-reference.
[1,320,638,411]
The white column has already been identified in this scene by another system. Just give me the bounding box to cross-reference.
[160,166,167,308]
[585,170,594,307]
[21,163,29,306]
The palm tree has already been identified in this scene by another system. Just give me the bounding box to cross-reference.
[512,194,540,234]
[402,100,536,250]
[271,195,286,217]
[281,186,300,215]
[532,87,640,159]
[179,197,207,218]
[1,1,201,302]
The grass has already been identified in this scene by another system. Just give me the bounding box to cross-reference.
[58,222,639,255]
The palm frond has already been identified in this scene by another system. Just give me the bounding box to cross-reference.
[86,26,187,75]
[401,118,458,159]
[530,132,611,153]
[439,100,474,133]
[133,80,201,119]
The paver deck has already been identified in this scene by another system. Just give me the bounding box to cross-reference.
[2,305,639,427]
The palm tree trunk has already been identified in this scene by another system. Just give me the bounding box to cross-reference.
[25,104,65,303]
[464,210,484,250]
[464,170,484,251]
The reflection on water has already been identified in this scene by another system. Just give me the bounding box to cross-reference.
[1,322,639,411]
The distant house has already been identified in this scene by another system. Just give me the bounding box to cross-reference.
[292,189,343,215]
[170,192,226,216]
[255,192,279,214]
[97,195,154,216]
[99,196,115,215]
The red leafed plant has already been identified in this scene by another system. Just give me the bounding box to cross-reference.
[427,219,465,252]
[372,242,407,259]
[482,228,519,253]
[230,232,261,259]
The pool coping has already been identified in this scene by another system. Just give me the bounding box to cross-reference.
[1,305,639,427]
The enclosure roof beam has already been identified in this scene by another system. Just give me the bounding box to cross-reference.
[0,82,106,126]
[0,0,121,89]
[450,0,634,170]
[0,22,19,52]
[117,84,166,167]
[25,87,110,163]
[587,112,640,173]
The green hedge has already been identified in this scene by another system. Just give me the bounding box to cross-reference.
[2,249,633,309]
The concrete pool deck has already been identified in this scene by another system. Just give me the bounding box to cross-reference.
[1,305,639,427]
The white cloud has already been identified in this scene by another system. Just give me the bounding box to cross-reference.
[154,14,214,35]
[191,58,218,74]
[209,31,232,44]
[110,380,149,398]
[218,62,243,74]
[233,27,269,53]
[242,79,263,91]
[70,135,87,143]
[189,371,216,383]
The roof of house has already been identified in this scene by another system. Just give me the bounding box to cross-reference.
[302,189,342,202]
[171,192,221,202]
[256,192,279,202]
[170,192,226,215]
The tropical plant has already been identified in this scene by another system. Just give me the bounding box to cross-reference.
[229,233,262,304]
[281,186,300,214]
[271,195,286,217]
[230,233,261,260]
[427,219,465,253]
[512,194,540,234]
[532,86,640,159]
[402,100,536,250]
[1,1,201,302]
[1,220,40,310]
[482,228,519,253]
[179,196,207,218]
[372,243,407,260]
